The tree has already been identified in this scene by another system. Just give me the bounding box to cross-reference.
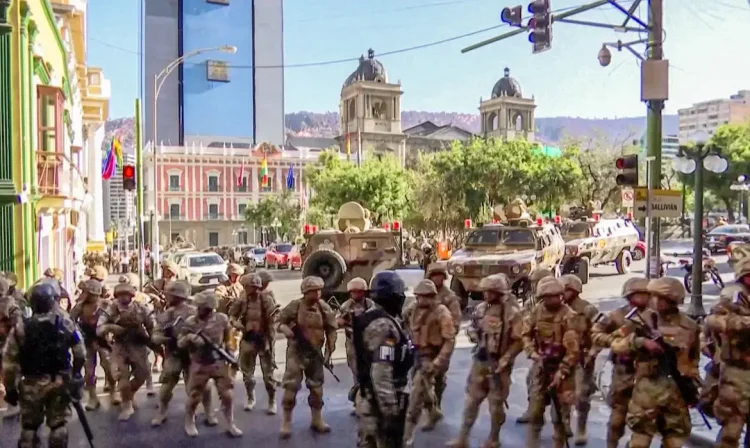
[703,124,750,221]
[244,190,302,242]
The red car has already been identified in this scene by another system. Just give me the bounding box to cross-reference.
[265,243,294,269]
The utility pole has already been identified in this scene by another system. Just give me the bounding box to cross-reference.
[135,99,145,288]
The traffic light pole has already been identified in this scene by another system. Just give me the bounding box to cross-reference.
[135,99,145,288]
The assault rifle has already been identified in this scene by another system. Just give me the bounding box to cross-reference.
[66,377,95,448]
[540,344,570,448]
[292,326,339,382]
[185,325,240,370]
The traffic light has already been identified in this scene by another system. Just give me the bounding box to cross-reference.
[527,0,552,54]
[615,155,639,186]
[123,164,136,191]
[501,5,523,27]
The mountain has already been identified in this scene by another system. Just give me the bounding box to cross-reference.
[104,112,679,150]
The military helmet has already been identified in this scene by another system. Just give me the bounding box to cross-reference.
[734,257,750,279]
[369,270,406,315]
[114,282,136,297]
[257,270,274,284]
[414,279,438,296]
[347,277,368,292]
[92,265,108,281]
[300,276,325,293]
[2,271,17,287]
[426,263,448,278]
[536,277,565,298]
[166,280,191,299]
[530,268,554,287]
[648,277,686,304]
[479,274,509,293]
[240,273,262,289]
[0,276,9,296]
[84,267,95,278]
[28,282,59,314]
[227,263,244,276]
[621,277,650,298]
[53,268,64,281]
[43,268,55,278]
[193,291,218,310]
[82,279,103,296]
[162,261,179,276]
[560,274,583,294]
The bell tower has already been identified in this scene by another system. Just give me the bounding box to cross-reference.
[479,67,536,141]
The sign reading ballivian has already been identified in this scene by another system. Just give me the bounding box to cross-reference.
[633,187,683,219]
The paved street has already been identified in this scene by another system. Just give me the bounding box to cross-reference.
[1,244,731,446]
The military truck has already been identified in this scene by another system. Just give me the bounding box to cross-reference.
[560,205,639,284]
[447,200,565,310]
[301,202,403,303]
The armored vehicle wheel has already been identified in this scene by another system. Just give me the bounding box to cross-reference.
[302,248,347,290]
[576,258,590,285]
[615,250,632,275]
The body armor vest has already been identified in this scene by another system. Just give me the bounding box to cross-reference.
[19,316,70,376]
[353,308,414,390]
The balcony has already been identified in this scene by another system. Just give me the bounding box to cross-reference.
[204,186,222,193]
[235,185,249,192]
[168,185,181,192]
[204,213,224,220]
[165,214,184,220]
[36,151,87,205]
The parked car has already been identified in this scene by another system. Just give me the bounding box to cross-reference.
[176,252,228,293]
[705,224,750,253]
[245,247,267,268]
[289,245,302,270]
[265,243,294,269]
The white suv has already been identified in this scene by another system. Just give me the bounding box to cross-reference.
[177,252,228,292]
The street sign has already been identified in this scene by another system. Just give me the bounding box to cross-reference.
[621,188,634,208]
[633,187,682,218]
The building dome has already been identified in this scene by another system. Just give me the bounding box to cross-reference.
[342,49,388,90]
[491,67,522,98]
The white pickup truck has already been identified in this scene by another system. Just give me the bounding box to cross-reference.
[176,252,228,293]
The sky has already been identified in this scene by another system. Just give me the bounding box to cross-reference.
[86,0,750,120]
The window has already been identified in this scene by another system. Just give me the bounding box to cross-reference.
[237,231,248,245]
[169,175,180,191]
[169,203,180,219]
[236,177,248,192]
[37,86,63,152]
[276,244,292,253]
[207,175,219,192]
[188,254,223,267]
[260,175,274,192]
[208,232,219,247]
[208,203,219,219]
[238,203,247,218]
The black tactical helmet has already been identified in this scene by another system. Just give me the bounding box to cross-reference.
[28,281,60,314]
[370,270,406,316]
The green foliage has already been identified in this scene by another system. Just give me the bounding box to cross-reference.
[244,190,301,241]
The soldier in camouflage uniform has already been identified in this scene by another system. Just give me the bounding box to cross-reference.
[447,274,523,448]
[2,282,86,448]
[516,267,554,424]
[522,277,580,448]
[336,277,375,415]
[69,279,118,410]
[403,279,456,447]
[277,276,338,439]
[217,263,245,373]
[229,273,280,413]
[89,265,112,299]
[3,272,30,316]
[610,277,700,448]
[354,271,413,448]
[97,281,154,421]
[704,257,750,447]
[426,264,461,409]
[0,276,23,415]
[143,261,178,313]
[559,274,599,445]
[590,277,650,448]
[179,291,242,437]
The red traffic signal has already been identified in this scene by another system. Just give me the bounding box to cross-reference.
[616,155,637,170]
[123,165,135,178]
[464,219,472,229]
[615,154,639,186]
[122,164,136,191]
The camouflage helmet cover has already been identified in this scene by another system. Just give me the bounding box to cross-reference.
[240,273,262,289]
[426,263,448,277]
[82,279,103,295]
[114,282,136,297]
[43,268,55,278]
[166,280,191,299]
[227,263,244,276]
[162,261,179,275]
[621,277,650,297]
[347,277,368,292]
[413,279,438,296]
[530,268,554,286]
[92,265,108,280]
[193,291,218,310]
[735,257,750,279]
[536,277,565,298]
[479,274,509,293]
[560,274,583,294]
[0,276,8,296]
[300,276,325,293]
[257,270,274,284]
[648,277,686,304]
[2,271,17,287]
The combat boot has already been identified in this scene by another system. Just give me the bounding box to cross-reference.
[575,411,588,445]
[266,389,277,415]
[422,407,444,431]
[404,420,416,447]
[185,411,199,437]
[279,408,293,439]
[85,387,100,411]
[310,407,331,433]
[119,401,135,421]
[445,423,471,448]
[516,408,532,424]
[110,389,122,406]
[146,376,156,397]
[222,406,243,437]
[202,392,217,426]
[244,388,255,411]
[151,402,168,426]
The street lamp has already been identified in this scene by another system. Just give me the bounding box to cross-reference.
[673,130,728,319]
[151,44,236,278]
[731,175,749,224]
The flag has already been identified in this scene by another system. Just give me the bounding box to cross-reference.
[112,136,123,170]
[260,154,269,187]
[102,147,115,179]
[286,164,294,190]
[237,157,245,187]
[345,133,351,156]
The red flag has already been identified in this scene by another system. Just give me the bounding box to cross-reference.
[237,157,245,187]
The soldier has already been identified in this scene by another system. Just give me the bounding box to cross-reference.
[229,273,279,413]
[2,272,30,316]
[89,265,112,299]
[97,280,154,421]
[447,274,523,448]
[336,277,375,415]
[703,258,750,447]
[522,277,580,448]
[277,276,338,439]
[43,268,71,313]
[150,280,213,426]
[426,264,461,409]
[353,271,413,448]
[0,276,23,417]
[516,267,554,424]
[179,291,242,437]
[403,279,456,446]
[143,261,179,313]
[558,274,599,445]
[69,279,118,410]
[610,277,700,448]
[2,282,86,448]
[217,264,245,373]
[590,277,650,448]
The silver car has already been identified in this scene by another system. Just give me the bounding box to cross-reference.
[246,247,267,267]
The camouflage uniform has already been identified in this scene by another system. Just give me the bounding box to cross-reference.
[704,258,750,447]
[2,284,86,448]
[522,277,580,448]
[559,274,599,445]
[97,282,154,421]
[229,273,279,413]
[590,277,650,448]
[179,291,242,437]
[277,276,338,438]
[610,277,700,448]
[89,266,112,299]
[143,261,179,313]
[150,280,210,426]
[0,277,22,407]
[403,279,457,446]
[427,264,461,409]
[447,274,523,448]
[3,272,31,316]
[336,277,375,413]
[69,279,117,409]
[218,264,245,361]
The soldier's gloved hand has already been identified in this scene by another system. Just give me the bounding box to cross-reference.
[495,358,510,374]
[69,375,84,401]
[5,388,19,407]
[422,361,436,376]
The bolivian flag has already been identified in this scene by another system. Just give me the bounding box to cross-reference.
[260,154,269,187]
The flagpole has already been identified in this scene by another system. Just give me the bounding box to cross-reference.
[357,129,362,168]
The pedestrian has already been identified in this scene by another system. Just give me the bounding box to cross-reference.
[2,281,86,448]
[353,271,413,448]
[277,275,338,439]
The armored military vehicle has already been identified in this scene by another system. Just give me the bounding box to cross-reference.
[301,202,403,303]
[560,203,639,284]
[447,199,565,310]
